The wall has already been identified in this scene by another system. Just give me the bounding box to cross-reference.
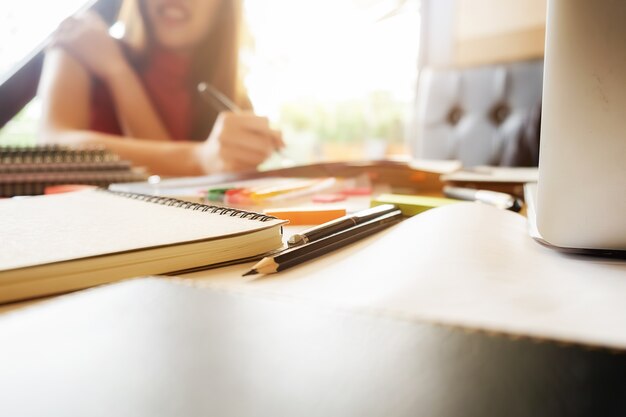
[418,0,457,69]
[455,0,547,66]
[419,0,547,69]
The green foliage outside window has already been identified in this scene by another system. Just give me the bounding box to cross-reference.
[0,103,38,146]
[279,91,406,145]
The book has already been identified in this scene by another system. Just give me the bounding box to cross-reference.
[0,145,148,197]
[1,278,625,416]
[0,189,286,303]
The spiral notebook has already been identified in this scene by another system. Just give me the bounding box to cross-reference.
[0,145,147,197]
[0,189,286,303]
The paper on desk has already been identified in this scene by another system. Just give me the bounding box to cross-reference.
[183,203,626,350]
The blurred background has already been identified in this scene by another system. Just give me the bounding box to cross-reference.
[0,0,547,166]
[0,0,420,163]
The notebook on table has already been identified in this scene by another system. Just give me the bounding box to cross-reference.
[0,189,285,303]
[0,145,147,197]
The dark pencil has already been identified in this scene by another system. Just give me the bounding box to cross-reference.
[243,210,403,276]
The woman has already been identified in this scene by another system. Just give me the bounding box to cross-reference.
[38,0,283,175]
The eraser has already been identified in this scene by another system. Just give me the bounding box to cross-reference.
[341,186,372,196]
[44,185,97,195]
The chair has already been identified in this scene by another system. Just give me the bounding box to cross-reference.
[411,60,543,167]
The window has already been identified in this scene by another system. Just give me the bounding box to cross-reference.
[242,0,420,165]
[0,0,420,161]
[0,0,89,145]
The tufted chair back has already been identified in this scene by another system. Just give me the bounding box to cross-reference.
[411,60,543,166]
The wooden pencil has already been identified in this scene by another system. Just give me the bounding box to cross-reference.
[243,210,403,276]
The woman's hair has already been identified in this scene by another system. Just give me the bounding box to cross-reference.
[118,0,251,140]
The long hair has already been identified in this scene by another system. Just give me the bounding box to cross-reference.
[117,0,251,140]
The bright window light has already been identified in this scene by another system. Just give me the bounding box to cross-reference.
[0,0,88,76]
[242,0,420,163]
[0,0,88,146]
[1,0,420,159]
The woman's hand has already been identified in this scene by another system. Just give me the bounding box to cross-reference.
[195,112,284,173]
[49,12,129,82]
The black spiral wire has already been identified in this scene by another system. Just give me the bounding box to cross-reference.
[104,189,277,222]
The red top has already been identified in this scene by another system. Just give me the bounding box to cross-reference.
[90,50,193,141]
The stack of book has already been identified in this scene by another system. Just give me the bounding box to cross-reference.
[0,145,148,197]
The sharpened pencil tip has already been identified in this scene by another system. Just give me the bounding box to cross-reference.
[242,269,258,277]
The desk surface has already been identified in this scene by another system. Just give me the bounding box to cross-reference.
[2,196,626,416]
[1,278,626,417]
[1,201,623,350]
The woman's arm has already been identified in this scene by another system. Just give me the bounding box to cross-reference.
[38,48,203,176]
[50,13,171,141]
[38,48,281,176]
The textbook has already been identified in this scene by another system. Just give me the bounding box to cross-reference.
[0,189,285,303]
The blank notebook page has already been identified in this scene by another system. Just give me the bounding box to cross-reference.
[1,190,284,271]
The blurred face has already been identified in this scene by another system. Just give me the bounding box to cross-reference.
[143,0,222,52]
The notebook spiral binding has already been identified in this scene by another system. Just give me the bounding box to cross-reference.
[0,145,118,164]
[105,190,277,222]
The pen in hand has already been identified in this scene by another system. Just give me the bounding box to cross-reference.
[197,82,286,156]
[198,82,241,114]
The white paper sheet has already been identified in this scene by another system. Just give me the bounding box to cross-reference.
[182,203,626,349]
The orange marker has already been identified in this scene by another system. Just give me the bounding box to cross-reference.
[263,207,347,225]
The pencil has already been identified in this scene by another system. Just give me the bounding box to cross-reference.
[243,209,403,276]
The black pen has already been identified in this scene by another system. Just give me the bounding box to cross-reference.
[244,210,403,276]
[287,204,398,247]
